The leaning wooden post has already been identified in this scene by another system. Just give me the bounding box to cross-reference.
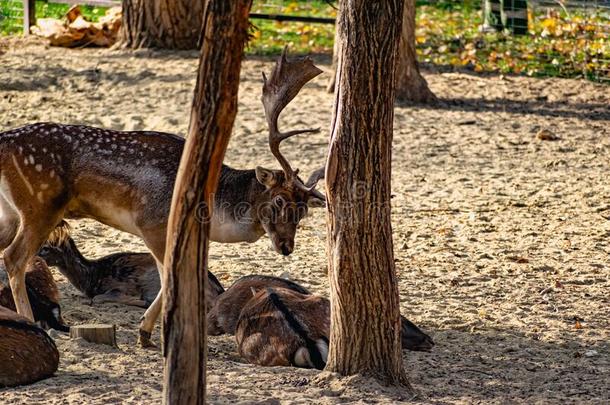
[22,0,36,35]
[161,1,252,404]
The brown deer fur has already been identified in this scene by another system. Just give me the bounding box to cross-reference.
[37,233,224,309]
[208,275,310,335]
[0,257,68,332]
[0,305,60,387]
[236,287,330,369]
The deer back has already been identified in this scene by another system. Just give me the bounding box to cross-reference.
[235,287,330,369]
[207,275,310,335]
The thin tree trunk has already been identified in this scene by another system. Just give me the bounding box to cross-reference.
[326,22,340,93]
[119,0,204,49]
[395,0,436,103]
[161,1,252,404]
[325,0,412,390]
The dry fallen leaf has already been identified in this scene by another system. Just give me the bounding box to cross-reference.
[536,129,560,141]
[508,255,529,264]
[574,320,583,329]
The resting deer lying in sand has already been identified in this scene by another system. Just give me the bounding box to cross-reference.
[237,287,330,369]
[208,275,434,369]
[0,306,59,387]
[37,232,225,309]
[0,50,324,346]
[0,257,68,332]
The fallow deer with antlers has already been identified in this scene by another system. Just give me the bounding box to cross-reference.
[0,49,324,347]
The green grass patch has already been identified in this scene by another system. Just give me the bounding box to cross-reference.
[248,0,336,55]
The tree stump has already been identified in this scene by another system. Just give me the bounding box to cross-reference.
[70,324,116,347]
[0,306,59,387]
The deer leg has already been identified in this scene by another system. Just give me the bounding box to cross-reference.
[4,217,62,321]
[92,290,148,308]
[137,229,166,348]
[139,285,162,348]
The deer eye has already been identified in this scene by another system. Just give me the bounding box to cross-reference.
[273,195,286,208]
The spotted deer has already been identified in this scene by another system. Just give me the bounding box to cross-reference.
[0,50,325,347]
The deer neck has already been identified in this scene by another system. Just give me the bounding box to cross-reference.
[210,166,266,243]
[53,242,102,298]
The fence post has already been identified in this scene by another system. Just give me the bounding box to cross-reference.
[23,0,36,35]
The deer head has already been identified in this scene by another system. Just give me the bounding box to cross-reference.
[252,48,326,256]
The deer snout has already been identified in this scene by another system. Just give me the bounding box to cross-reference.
[279,240,294,256]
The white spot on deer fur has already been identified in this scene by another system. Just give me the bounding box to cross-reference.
[41,183,49,190]
[10,155,34,196]
[18,147,23,154]
[23,158,29,166]
[49,170,55,179]
[35,164,42,172]
[42,147,47,153]
[50,127,57,133]
[28,155,35,165]
[37,192,44,202]
[64,135,72,142]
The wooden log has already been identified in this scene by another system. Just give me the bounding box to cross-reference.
[0,306,59,387]
[70,324,116,347]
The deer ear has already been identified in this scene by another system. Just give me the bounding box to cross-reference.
[307,194,326,208]
[255,166,279,188]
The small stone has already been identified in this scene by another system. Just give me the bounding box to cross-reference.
[584,350,598,358]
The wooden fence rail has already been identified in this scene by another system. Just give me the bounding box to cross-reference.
[21,0,335,35]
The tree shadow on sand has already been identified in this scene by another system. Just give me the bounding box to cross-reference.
[407,327,609,403]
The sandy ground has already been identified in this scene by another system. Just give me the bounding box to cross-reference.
[0,37,609,404]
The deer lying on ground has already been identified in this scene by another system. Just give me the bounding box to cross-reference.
[208,275,434,369]
[0,257,69,332]
[207,275,310,335]
[237,287,330,369]
[0,306,60,387]
[37,231,225,309]
[0,50,324,347]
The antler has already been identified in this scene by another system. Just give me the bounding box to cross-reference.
[262,47,323,183]
[303,167,326,201]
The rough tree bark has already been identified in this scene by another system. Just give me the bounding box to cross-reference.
[395,0,436,103]
[119,0,204,49]
[161,0,252,404]
[325,0,412,390]
[327,0,435,104]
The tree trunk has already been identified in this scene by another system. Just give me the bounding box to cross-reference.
[119,0,204,49]
[326,22,340,93]
[327,0,435,103]
[161,0,251,404]
[395,0,436,103]
[325,0,412,390]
